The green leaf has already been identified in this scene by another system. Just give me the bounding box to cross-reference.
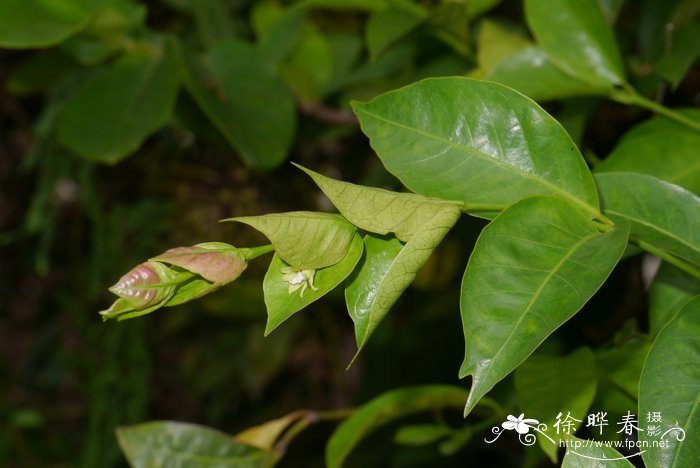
[514,348,597,462]
[0,0,104,49]
[57,39,179,164]
[116,420,275,467]
[649,263,700,336]
[325,385,469,468]
[595,172,700,268]
[639,296,700,468]
[365,1,428,60]
[460,196,629,416]
[656,21,700,89]
[5,50,77,96]
[295,0,386,11]
[393,424,451,446]
[352,77,600,220]
[279,24,332,102]
[561,436,634,467]
[263,233,363,335]
[180,39,296,170]
[596,340,651,399]
[524,0,625,87]
[235,411,309,451]
[596,110,700,195]
[229,212,356,269]
[466,0,503,19]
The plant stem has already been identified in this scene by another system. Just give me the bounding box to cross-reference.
[636,240,700,280]
[611,88,700,133]
[245,244,275,260]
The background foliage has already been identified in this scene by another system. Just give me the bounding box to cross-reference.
[1,0,698,466]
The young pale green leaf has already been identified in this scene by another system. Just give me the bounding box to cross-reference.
[514,348,597,462]
[263,233,363,335]
[460,196,629,416]
[180,38,296,170]
[596,340,651,398]
[296,164,463,242]
[596,172,700,268]
[325,385,469,468]
[639,297,700,468]
[229,212,356,270]
[57,39,179,164]
[352,77,600,220]
[524,0,625,88]
[596,110,700,195]
[561,436,634,467]
[116,420,276,467]
[649,263,700,336]
[0,0,103,48]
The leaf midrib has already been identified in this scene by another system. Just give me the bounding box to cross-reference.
[355,106,599,217]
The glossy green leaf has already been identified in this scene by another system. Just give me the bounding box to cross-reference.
[639,297,700,468]
[229,212,356,270]
[116,420,275,467]
[514,348,597,462]
[393,424,451,446]
[263,233,363,335]
[525,0,625,87]
[656,21,700,89]
[181,39,296,170]
[596,172,700,267]
[0,0,103,48]
[561,436,634,467]
[460,196,629,416]
[596,110,700,195]
[365,1,427,60]
[596,340,651,398]
[352,77,600,220]
[57,39,179,164]
[325,385,468,468]
[649,263,700,336]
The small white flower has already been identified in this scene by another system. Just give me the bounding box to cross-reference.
[281,267,318,297]
[502,414,539,434]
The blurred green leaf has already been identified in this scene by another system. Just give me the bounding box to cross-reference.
[657,21,700,88]
[466,0,503,19]
[639,296,700,468]
[525,0,625,87]
[181,38,296,169]
[460,196,628,416]
[116,421,276,467]
[365,0,428,60]
[280,24,332,102]
[0,0,104,48]
[5,51,77,95]
[235,411,309,451]
[263,233,363,335]
[295,0,387,12]
[326,385,468,468]
[649,263,700,336]
[428,1,470,56]
[394,424,451,446]
[57,38,179,163]
[352,77,600,220]
[515,348,597,462]
[561,436,633,467]
[596,340,650,399]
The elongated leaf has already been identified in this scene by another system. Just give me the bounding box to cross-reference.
[263,233,363,335]
[561,436,634,467]
[229,212,356,269]
[639,297,700,468]
[116,420,275,467]
[352,77,600,219]
[460,196,629,416]
[596,172,700,267]
[325,385,468,468]
[181,39,296,169]
[514,348,597,462]
[524,0,625,87]
[649,263,700,336]
[58,39,179,164]
[0,0,103,48]
[596,111,700,195]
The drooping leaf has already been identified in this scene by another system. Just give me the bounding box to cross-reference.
[524,0,626,87]
[596,172,700,267]
[596,340,651,398]
[514,347,597,462]
[57,38,179,164]
[0,0,104,48]
[116,420,276,467]
[325,385,469,468]
[648,263,700,336]
[229,212,356,269]
[263,233,363,335]
[596,110,700,195]
[656,21,700,89]
[180,39,296,170]
[561,436,634,467]
[639,297,700,468]
[460,196,629,416]
[352,77,600,220]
